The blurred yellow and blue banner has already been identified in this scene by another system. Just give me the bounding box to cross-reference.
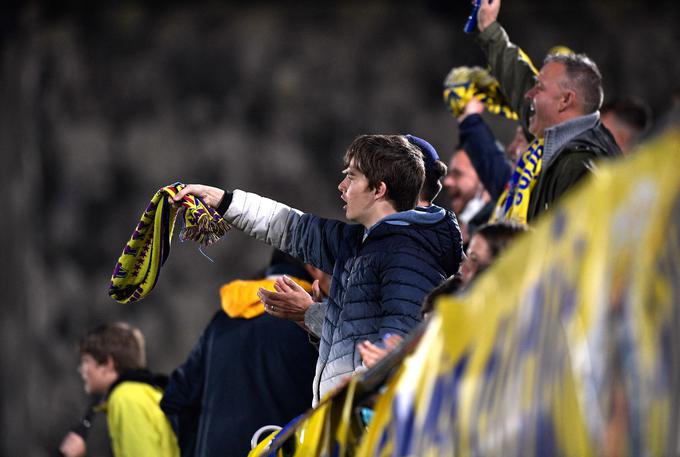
[252,129,680,456]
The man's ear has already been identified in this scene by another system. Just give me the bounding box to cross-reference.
[374,181,388,200]
[560,89,577,112]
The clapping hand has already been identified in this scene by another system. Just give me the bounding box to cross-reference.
[258,275,313,322]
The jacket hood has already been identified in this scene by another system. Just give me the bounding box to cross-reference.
[366,205,463,277]
[220,277,313,319]
[366,205,446,233]
[96,369,169,410]
[94,369,169,413]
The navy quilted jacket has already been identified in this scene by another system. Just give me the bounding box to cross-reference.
[224,191,463,404]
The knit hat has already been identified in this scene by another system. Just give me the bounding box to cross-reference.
[406,134,439,170]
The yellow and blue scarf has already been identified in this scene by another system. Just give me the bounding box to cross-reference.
[109,182,230,304]
[443,66,519,120]
[491,138,544,224]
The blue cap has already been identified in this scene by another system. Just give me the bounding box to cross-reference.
[406,134,439,171]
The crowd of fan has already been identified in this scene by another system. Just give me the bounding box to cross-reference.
[57,0,654,456]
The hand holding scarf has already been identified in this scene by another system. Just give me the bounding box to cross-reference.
[109,182,230,304]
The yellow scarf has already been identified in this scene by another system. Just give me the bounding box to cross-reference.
[443,66,519,120]
[109,183,230,304]
[490,139,544,224]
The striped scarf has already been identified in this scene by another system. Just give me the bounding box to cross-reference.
[443,66,518,120]
[109,183,230,304]
[490,138,544,224]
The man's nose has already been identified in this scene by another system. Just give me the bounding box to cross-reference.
[525,86,536,101]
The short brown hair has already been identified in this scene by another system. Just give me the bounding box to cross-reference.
[420,159,447,203]
[473,222,529,259]
[79,322,146,373]
[344,135,425,212]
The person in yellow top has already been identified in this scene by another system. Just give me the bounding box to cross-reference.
[59,322,179,457]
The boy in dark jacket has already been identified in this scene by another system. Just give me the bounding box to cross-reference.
[172,134,463,405]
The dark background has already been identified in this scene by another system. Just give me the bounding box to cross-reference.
[1,1,678,455]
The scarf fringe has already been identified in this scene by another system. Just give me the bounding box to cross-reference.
[181,215,231,246]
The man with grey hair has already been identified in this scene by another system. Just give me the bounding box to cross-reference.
[475,0,621,223]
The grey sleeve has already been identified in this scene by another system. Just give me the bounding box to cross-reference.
[223,189,303,251]
[304,300,327,338]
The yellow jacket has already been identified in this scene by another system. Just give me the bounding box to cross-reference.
[106,380,179,457]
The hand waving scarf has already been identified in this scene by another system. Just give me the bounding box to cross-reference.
[443,45,573,121]
[443,66,520,120]
[109,183,230,304]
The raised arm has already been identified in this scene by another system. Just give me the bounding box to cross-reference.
[476,0,537,130]
[458,99,513,200]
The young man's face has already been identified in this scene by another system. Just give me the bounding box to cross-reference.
[524,61,568,138]
[78,354,116,395]
[338,158,378,227]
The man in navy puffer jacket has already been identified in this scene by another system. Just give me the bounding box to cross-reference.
[173,134,463,405]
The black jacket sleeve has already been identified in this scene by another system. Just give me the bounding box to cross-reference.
[459,114,513,200]
[160,313,213,455]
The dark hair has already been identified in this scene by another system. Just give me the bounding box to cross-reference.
[344,135,425,212]
[420,159,447,203]
[421,274,463,317]
[601,97,652,133]
[79,322,146,373]
[544,53,603,114]
[473,222,528,259]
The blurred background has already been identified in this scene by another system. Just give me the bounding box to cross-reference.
[1,0,678,455]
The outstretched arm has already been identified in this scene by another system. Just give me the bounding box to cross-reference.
[174,185,344,274]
